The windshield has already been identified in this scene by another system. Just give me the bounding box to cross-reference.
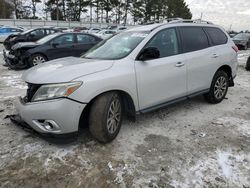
[82,31,149,60]
[233,33,248,40]
[36,33,60,44]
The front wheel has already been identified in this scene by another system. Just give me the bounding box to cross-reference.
[29,54,47,67]
[89,92,123,143]
[204,70,229,104]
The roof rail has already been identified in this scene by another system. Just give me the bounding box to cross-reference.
[168,18,213,24]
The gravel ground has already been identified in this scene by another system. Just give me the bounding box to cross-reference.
[0,44,250,188]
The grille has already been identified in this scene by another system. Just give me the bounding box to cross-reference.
[26,83,41,102]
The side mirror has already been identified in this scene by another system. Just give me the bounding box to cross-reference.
[51,42,59,48]
[138,47,160,61]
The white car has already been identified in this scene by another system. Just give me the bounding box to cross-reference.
[94,30,116,39]
[87,28,101,34]
[16,20,238,143]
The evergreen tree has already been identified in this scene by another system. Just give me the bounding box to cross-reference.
[166,0,192,19]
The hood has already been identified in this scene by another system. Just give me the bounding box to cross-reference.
[12,42,39,50]
[22,57,114,84]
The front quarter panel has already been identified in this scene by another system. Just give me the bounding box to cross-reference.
[69,58,139,111]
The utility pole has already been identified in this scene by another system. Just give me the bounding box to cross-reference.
[56,0,59,21]
[90,2,93,27]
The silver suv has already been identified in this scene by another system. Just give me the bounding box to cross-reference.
[16,20,238,143]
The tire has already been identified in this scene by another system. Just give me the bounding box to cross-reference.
[246,56,250,71]
[204,70,229,104]
[29,54,47,67]
[89,92,123,143]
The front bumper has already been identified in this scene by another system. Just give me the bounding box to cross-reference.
[15,97,86,134]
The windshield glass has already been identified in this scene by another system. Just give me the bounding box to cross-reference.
[36,33,60,44]
[233,33,248,40]
[82,31,149,60]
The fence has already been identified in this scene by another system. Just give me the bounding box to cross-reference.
[0,19,133,29]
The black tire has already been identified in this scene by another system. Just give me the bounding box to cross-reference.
[89,92,123,143]
[204,70,229,104]
[246,56,250,71]
[29,54,47,67]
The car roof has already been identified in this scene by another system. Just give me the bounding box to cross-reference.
[127,19,220,32]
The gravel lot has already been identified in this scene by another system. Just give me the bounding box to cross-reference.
[0,44,250,188]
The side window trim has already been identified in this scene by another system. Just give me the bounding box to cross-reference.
[136,27,180,60]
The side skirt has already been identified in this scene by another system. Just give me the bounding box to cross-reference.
[138,89,210,114]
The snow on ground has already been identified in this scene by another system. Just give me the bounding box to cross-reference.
[0,45,250,188]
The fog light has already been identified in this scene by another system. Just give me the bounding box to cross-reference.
[44,120,54,130]
[34,120,60,132]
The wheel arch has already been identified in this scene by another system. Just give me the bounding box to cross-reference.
[78,90,137,129]
[216,65,234,87]
[31,52,48,61]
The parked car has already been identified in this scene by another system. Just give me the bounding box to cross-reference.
[232,33,250,50]
[94,30,116,39]
[5,32,102,69]
[15,21,238,143]
[0,26,24,42]
[117,26,127,32]
[87,28,101,34]
[3,27,60,51]
[73,27,88,32]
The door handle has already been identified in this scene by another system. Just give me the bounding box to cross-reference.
[212,54,219,58]
[175,62,185,67]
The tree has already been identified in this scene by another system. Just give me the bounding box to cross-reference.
[166,0,192,19]
[0,0,14,19]
[31,0,41,18]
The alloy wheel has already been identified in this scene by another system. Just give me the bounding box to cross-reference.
[107,97,121,134]
[214,76,227,99]
[33,55,46,66]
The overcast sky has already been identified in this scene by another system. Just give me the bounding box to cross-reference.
[35,0,250,31]
[185,0,250,31]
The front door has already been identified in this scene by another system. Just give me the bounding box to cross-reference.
[135,28,187,110]
[46,33,75,60]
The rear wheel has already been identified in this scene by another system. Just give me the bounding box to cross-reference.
[204,70,229,104]
[29,54,47,67]
[89,92,123,143]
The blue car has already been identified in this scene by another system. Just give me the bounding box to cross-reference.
[0,27,24,42]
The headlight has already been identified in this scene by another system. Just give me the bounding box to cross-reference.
[31,82,82,102]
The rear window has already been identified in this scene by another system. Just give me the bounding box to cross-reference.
[204,27,228,46]
[180,27,209,53]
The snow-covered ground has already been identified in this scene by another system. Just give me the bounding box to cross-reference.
[0,45,250,188]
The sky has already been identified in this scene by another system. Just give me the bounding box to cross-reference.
[33,0,250,32]
[185,0,250,31]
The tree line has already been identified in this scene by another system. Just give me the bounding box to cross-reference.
[0,0,192,25]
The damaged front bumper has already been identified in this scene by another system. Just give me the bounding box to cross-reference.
[15,97,86,135]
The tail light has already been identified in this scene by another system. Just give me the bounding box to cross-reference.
[232,45,239,53]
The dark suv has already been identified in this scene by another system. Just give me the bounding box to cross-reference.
[3,28,59,50]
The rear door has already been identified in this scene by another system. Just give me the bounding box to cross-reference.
[179,26,215,94]
[75,34,100,56]
[46,33,76,60]
[135,28,187,110]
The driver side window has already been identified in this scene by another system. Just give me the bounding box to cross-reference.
[145,28,179,58]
